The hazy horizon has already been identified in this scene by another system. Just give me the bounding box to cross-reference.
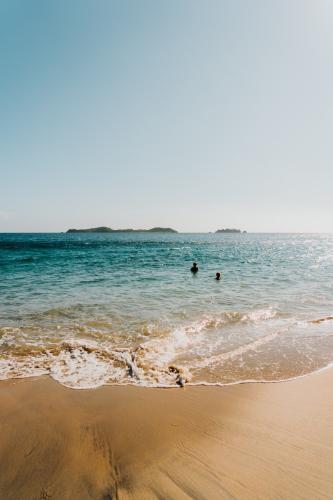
[1,0,333,233]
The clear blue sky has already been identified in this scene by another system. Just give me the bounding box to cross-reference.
[1,0,332,232]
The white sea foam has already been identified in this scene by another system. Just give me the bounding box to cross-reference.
[49,348,111,389]
[0,312,332,389]
[241,307,277,322]
[0,354,49,380]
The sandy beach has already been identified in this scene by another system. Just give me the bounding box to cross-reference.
[0,369,332,500]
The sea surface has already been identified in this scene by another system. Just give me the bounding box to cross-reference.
[1,233,333,389]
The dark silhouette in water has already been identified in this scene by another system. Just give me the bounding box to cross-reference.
[215,272,221,280]
[191,262,199,273]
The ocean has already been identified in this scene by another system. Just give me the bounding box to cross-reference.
[0,232,333,389]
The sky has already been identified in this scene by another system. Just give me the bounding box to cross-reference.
[1,0,333,233]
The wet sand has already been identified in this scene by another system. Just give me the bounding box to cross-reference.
[1,370,333,499]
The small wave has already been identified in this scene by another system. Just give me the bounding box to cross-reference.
[0,311,332,389]
[240,307,277,322]
[2,340,333,390]
[193,326,289,369]
[0,308,281,388]
[193,315,333,370]
[0,340,189,389]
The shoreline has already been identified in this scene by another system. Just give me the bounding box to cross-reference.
[2,355,333,390]
[1,369,333,498]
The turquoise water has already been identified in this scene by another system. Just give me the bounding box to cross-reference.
[1,233,333,388]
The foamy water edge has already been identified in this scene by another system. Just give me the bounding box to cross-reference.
[1,312,332,389]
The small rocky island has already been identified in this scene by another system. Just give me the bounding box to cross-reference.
[215,228,246,234]
[67,226,178,233]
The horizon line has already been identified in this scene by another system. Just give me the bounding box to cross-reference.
[1,231,333,235]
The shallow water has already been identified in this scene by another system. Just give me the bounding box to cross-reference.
[1,232,333,388]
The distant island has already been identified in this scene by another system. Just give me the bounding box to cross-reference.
[67,226,178,233]
[215,228,247,234]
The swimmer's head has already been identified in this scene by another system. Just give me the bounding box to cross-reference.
[191,262,199,273]
[215,272,221,280]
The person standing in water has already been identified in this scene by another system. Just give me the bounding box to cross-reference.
[215,272,221,280]
[191,262,199,273]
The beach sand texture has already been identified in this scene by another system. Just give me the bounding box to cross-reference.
[1,369,333,499]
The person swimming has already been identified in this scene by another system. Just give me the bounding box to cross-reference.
[215,272,221,280]
[191,262,199,273]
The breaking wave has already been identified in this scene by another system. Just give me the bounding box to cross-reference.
[1,310,333,389]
